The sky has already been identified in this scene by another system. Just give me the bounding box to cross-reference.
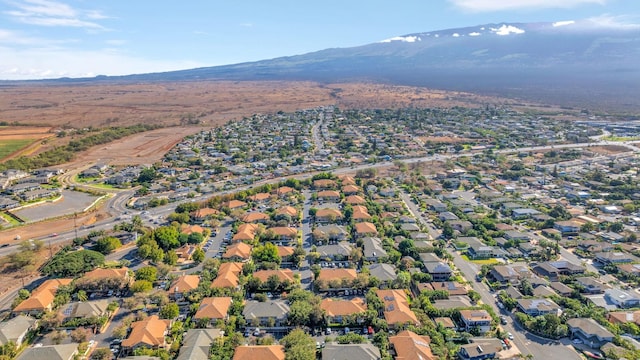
[0,0,637,80]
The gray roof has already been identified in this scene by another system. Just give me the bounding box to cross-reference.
[322,343,381,360]
[242,300,290,320]
[177,329,224,360]
[61,300,110,319]
[367,264,397,282]
[0,315,36,345]
[362,237,387,259]
[316,242,353,257]
[460,339,503,358]
[567,318,615,340]
[424,262,452,274]
[17,344,78,360]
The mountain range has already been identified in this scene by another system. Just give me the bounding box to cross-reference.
[35,20,640,110]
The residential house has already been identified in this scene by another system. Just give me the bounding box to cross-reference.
[595,252,640,265]
[554,220,581,235]
[313,225,348,243]
[605,289,640,309]
[253,269,295,284]
[354,222,377,238]
[242,212,270,223]
[567,318,615,349]
[362,237,387,261]
[16,344,78,360]
[13,278,73,316]
[314,179,337,189]
[458,339,504,360]
[322,344,381,360]
[317,190,341,202]
[321,298,367,325]
[389,330,436,360]
[367,264,397,284]
[316,242,354,266]
[175,244,197,263]
[177,329,224,360]
[275,206,297,218]
[489,265,532,285]
[344,195,366,205]
[211,262,243,289]
[121,315,171,352]
[315,208,344,223]
[316,269,358,288]
[190,208,219,224]
[275,186,295,198]
[76,267,131,293]
[550,282,574,297]
[233,224,259,242]
[575,277,609,294]
[376,289,419,328]
[424,262,453,281]
[459,309,492,334]
[248,193,271,203]
[352,206,372,222]
[607,311,640,326]
[242,301,290,328]
[233,345,285,360]
[517,298,561,316]
[533,261,585,281]
[194,297,232,323]
[268,227,298,245]
[223,242,253,261]
[60,300,110,321]
[617,263,640,277]
[0,315,36,346]
[224,200,247,209]
[503,230,532,242]
[342,185,361,195]
[169,275,200,301]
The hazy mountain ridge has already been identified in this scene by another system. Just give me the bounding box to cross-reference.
[9,20,640,110]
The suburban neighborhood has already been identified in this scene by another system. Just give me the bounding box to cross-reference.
[2,105,640,360]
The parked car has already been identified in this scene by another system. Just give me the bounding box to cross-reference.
[507,332,514,340]
[325,328,332,335]
[500,316,508,325]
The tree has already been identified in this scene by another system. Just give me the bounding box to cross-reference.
[192,248,205,263]
[164,250,178,265]
[70,327,89,343]
[131,280,153,293]
[136,266,158,282]
[95,236,122,254]
[91,348,113,360]
[137,167,159,184]
[42,250,105,277]
[159,303,179,319]
[336,332,367,344]
[154,226,180,250]
[51,330,67,345]
[252,242,281,264]
[280,328,316,360]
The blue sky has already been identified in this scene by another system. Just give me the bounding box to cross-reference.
[0,0,637,79]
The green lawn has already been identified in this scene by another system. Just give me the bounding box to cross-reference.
[601,135,640,142]
[461,254,500,265]
[0,139,34,159]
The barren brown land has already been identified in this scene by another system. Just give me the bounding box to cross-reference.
[0,81,525,128]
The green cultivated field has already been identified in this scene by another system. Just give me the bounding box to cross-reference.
[0,139,34,160]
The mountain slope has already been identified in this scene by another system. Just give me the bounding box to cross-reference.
[56,20,640,110]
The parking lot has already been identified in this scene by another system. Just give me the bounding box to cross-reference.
[15,190,99,222]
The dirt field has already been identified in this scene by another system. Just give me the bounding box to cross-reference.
[73,126,203,166]
[0,81,521,129]
[587,145,631,155]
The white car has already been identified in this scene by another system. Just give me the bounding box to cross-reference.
[507,332,514,340]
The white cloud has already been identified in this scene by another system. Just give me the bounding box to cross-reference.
[449,0,607,12]
[452,33,460,37]
[469,32,481,36]
[380,36,420,43]
[4,0,108,29]
[0,46,206,80]
[553,20,576,27]
[491,25,525,35]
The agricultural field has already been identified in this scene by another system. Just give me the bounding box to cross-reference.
[0,126,54,161]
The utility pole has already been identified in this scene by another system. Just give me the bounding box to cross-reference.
[74,212,79,241]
